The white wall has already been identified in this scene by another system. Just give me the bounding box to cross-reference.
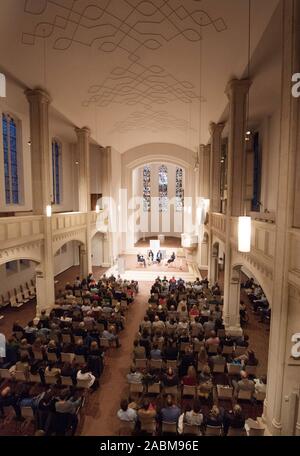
[53,241,78,276]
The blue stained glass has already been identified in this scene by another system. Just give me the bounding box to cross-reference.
[2,115,10,203]
[9,118,19,204]
[52,140,61,204]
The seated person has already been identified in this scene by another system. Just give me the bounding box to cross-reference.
[182,366,198,386]
[117,399,137,423]
[148,250,154,262]
[102,326,121,348]
[133,340,146,360]
[160,395,181,423]
[55,389,82,414]
[167,252,176,265]
[44,362,61,379]
[232,370,255,396]
[76,364,97,389]
[205,331,220,347]
[137,399,156,421]
[184,399,203,430]
[156,250,162,264]
[137,254,146,268]
[254,375,267,395]
[205,405,224,428]
[126,366,143,384]
[150,343,162,360]
[223,405,245,435]
[210,347,226,367]
[0,386,22,420]
[163,339,178,361]
[162,368,178,387]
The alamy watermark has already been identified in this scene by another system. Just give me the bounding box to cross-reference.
[292,73,300,98]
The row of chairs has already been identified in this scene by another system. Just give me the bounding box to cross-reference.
[0,367,92,389]
[0,280,36,309]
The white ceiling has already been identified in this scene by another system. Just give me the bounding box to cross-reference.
[0,0,280,152]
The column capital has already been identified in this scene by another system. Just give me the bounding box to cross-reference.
[25,87,52,104]
[225,78,252,100]
[209,122,225,137]
[75,126,91,138]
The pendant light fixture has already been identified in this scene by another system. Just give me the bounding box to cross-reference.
[238,0,252,253]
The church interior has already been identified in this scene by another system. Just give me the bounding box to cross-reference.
[0,0,299,437]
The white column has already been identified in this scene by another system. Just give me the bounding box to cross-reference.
[75,127,92,276]
[25,89,54,315]
[75,127,91,213]
[223,79,250,336]
[209,123,225,213]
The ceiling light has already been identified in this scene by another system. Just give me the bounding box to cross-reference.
[75,160,79,165]
[246,131,251,135]
[238,216,251,252]
[28,140,31,146]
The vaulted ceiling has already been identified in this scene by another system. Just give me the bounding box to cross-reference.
[0,0,280,152]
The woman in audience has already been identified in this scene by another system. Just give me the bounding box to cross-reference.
[182,365,198,386]
[198,346,208,371]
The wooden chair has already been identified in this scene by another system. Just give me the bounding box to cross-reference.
[150,359,162,370]
[234,346,247,357]
[162,421,177,434]
[75,355,86,365]
[61,376,74,386]
[29,373,41,383]
[147,383,161,395]
[166,360,177,370]
[237,389,253,401]
[217,385,233,400]
[182,423,201,436]
[245,365,257,376]
[21,406,35,421]
[45,375,60,385]
[182,385,197,398]
[164,385,178,397]
[61,352,75,363]
[47,352,58,362]
[140,417,156,434]
[227,363,242,376]
[62,334,72,344]
[207,344,218,355]
[118,420,135,436]
[135,358,148,370]
[205,425,223,436]
[100,338,110,349]
[212,362,226,374]
[15,370,29,381]
[77,378,92,389]
[198,382,213,399]
[74,335,83,344]
[33,350,44,361]
[129,383,144,395]
[222,345,233,355]
[227,427,247,436]
[0,368,12,379]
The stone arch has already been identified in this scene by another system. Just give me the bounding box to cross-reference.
[231,260,272,304]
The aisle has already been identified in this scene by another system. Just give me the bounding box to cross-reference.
[80,281,150,436]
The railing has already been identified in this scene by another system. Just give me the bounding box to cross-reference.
[51,212,87,234]
[0,215,44,248]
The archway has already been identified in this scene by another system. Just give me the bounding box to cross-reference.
[53,239,87,282]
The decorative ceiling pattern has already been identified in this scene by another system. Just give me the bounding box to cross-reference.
[21,0,227,137]
[22,0,227,54]
[82,61,205,108]
[111,106,197,133]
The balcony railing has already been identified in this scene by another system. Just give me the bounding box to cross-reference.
[0,215,44,248]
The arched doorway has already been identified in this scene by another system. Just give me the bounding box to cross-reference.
[53,239,87,283]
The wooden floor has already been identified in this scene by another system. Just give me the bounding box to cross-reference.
[135,236,181,248]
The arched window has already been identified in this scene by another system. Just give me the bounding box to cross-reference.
[159,164,168,212]
[176,167,184,211]
[143,165,151,212]
[2,113,19,204]
[52,139,61,204]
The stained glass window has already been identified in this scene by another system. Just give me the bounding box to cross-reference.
[52,140,61,204]
[159,164,168,212]
[176,167,184,211]
[143,165,151,212]
[2,113,19,204]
